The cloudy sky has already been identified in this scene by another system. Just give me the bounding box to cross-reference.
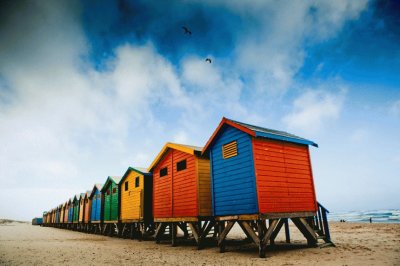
[0,0,399,220]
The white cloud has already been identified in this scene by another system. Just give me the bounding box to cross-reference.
[283,88,346,133]
[0,1,196,220]
[200,0,368,95]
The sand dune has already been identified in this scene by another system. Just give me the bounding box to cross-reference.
[0,221,399,265]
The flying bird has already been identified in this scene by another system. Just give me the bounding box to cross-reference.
[205,58,212,63]
[182,26,192,35]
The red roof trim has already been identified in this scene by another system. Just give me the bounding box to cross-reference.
[202,117,256,155]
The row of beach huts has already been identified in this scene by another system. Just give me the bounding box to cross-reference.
[41,117,333,258]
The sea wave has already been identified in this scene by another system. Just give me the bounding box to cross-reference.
[329,209,400,223]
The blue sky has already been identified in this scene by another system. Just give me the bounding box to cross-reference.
[0,0,399,220]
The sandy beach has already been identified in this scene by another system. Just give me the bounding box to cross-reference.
[0,220,399,265]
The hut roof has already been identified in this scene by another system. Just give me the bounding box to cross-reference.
[101,176,122,192]
[89,183,103,198]
[72,194,80,203]
[202,117,318,155]
[148,143,203,172]
[121,166,151,184]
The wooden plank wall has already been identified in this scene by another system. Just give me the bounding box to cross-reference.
[84,197,90,223]
[90,190,101,221]
[210,126,258,216]
[172,149,197,217]
[253,138,317,213]
[120,171,144,220]
[153,152,173,218]
[79,198,84,222]
[197,158,212,216]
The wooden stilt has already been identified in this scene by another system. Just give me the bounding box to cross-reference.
[238,221,260,245]
[284,219,290,243]
[291,217,317,247]
[270,219,285,245]
[171,223,177,247]
[218,221,235,253]
[155,223,166,244]
[138,223,143,242]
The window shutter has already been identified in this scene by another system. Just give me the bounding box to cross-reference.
[222,141,238,159]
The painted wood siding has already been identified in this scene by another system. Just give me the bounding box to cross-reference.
[64,207,68,223]
[210,126,258,216]
[197,158,212,216]
[68,204,73,222]
[90,190,102,221]
[253,138,317,213]
[84,198,90,223]
[121,172,144,221]
[73,201,79,222]
[111,184,119,221]
[60,208,64,223]
[104,182,119,221]
[79,199,84,222]
[153,152,173,218]
[172,149,198,217]
[104,187,111,221]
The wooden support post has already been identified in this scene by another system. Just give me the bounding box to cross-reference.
[218,222,225,253]
[238,221,260,245]
[155,223,166,244]
[291,218,317,247]
[200,221,216,240]
[218,221,235,253]
[171,223,177,247]
[177,222,189,238]
[138,223,143,242]
[130,223,135,239]
[188,223,199,242]
[284,219,290,243]
[257,219,277,258]
[257,220,264,239]
[262,219,279,244]
[270,219,285,245]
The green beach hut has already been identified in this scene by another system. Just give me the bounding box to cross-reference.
[101,176,121,236]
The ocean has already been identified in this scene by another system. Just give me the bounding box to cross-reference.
[328,209,400,223]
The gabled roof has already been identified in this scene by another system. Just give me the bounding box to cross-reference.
[79,193,86,200]
[89,183,103,199]
[148,142,203,172]
[202,117,318,155]
[73,194,80,203]
[84,190,91,199]
[120,166,152,184]
[101,176,122,192]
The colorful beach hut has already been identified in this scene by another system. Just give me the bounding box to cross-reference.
[148,143,212,247]
[51,209,55,224]
[64,201,69,224]
[202,117,332,257]
[60,203,65,226]
[78,193,86,230]
[101,176,122,235]
[42,212,47,226]
[72,194,80,228]
[89,184,103,233]
[119,167,153,239]
[56,205,62,225]
[83,190,91,231]
[68,197,74,226]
